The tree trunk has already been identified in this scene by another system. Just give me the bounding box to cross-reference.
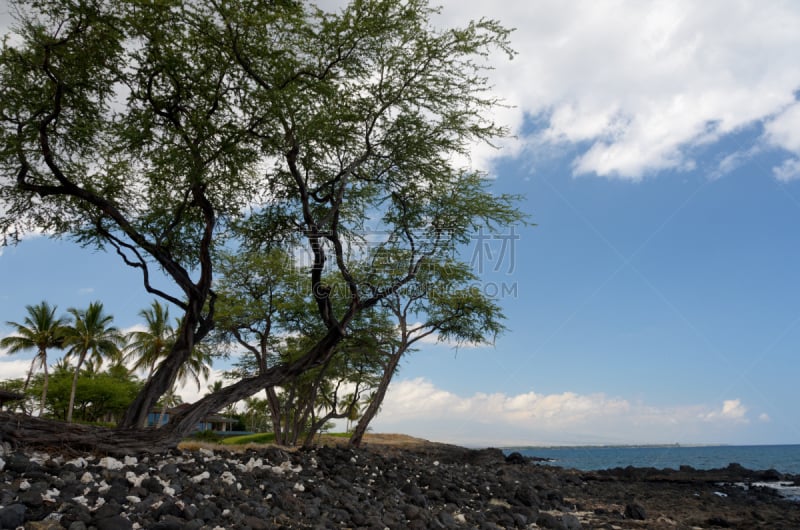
[40,362,49,418]
[159,326,344,443]
[157,404,168,428]
[349,346,404,448]
[0,411,178,455]
[20,356,38,416]
[2,322,345,453]
[66,352,87,423]
[303,408,346,447]
[265,387,284,445]
[119,329,195,429]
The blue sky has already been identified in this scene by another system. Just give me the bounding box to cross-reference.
[3,1,800,446]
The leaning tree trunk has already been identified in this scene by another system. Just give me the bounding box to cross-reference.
[39,362,49,418]
[66,352,87,423]
[303,408,349,448]
[349,346,405,448]
[160,326,344,443]
[119,318,200,429]
[19,356,38,416]
[0,325,345,454]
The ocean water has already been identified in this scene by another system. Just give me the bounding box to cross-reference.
[504,444,800,475]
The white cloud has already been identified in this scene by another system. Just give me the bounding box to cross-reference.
[0,358,32,380]
[759,413,771,423]
[174,369,227,405]
[370,378,755,446]
[772,158,800,182]
[722,399,747,419]
[702,398,748,422]
[437,0,800,180]
[765,102,800,153]
[710,146,763,180]
[3,2,796,182]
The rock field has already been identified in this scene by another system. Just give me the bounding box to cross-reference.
[1,439,799,529]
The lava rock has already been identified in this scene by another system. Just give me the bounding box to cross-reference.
[0,504,25,529]
[505,451,528,465]
[625,503,647,520]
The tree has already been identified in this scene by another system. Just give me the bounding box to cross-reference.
[62,302,124,423]
[31,364,142,423]
[0,301,68,415]
[173,331,213,392]
[216,249,396,445]
[0,0,522,452]
[0,378,35,413]
[126,302,214,427]
[349,259,506,447]
[125,301,174,381]
[155,389,183,429]
[243,396,272,433]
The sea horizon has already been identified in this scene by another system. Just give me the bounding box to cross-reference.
[502,442,798,450]
[500,443,800,475]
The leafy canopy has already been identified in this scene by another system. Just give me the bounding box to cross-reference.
[0,0,524,435]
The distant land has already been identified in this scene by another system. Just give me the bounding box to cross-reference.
[502,443,727,450]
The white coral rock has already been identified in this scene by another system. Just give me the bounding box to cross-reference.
[99,456,124,470]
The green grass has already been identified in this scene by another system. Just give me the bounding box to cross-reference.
[219,431,352,445]
[324,432,350,438]
[220,432,276,445]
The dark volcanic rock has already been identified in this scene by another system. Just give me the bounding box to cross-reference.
[624,502,647,520]
[94,515,133,530]
[0,503,25,529]
[0,441,799,529]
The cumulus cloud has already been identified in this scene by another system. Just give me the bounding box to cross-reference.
[370,378,756,445]
[174,369,228,405]
[702,398,748,422]
[765,102,800,152]
[437,0,800,180]
[772,158,800,182]
[0,358,32,380]
[3,1,797,181]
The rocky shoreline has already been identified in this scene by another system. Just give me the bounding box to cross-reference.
[1,439,799,529]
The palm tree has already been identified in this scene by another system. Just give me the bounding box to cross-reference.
[345,397,363,433]
[125,304,214,427]
[62,302,124,423]
[156,387,183,428]
[178,350,212,391]
[0,301,69,415]
[206,380,224,395]
[152,348,211,428]
[125,301,174,380]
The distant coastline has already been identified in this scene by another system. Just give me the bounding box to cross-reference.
[503,442,727,450]
[500,443,800,475]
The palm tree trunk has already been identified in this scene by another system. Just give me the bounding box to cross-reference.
[119,328,195,429]
[18,356,38,416]
[39,362,49,417]
[67,352,86,423]
[157,405,168,428]
[22,356,36,391]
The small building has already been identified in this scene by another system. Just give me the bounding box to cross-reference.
[147,403,237,432]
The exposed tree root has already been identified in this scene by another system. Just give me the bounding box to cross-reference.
[0,412,180,456]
